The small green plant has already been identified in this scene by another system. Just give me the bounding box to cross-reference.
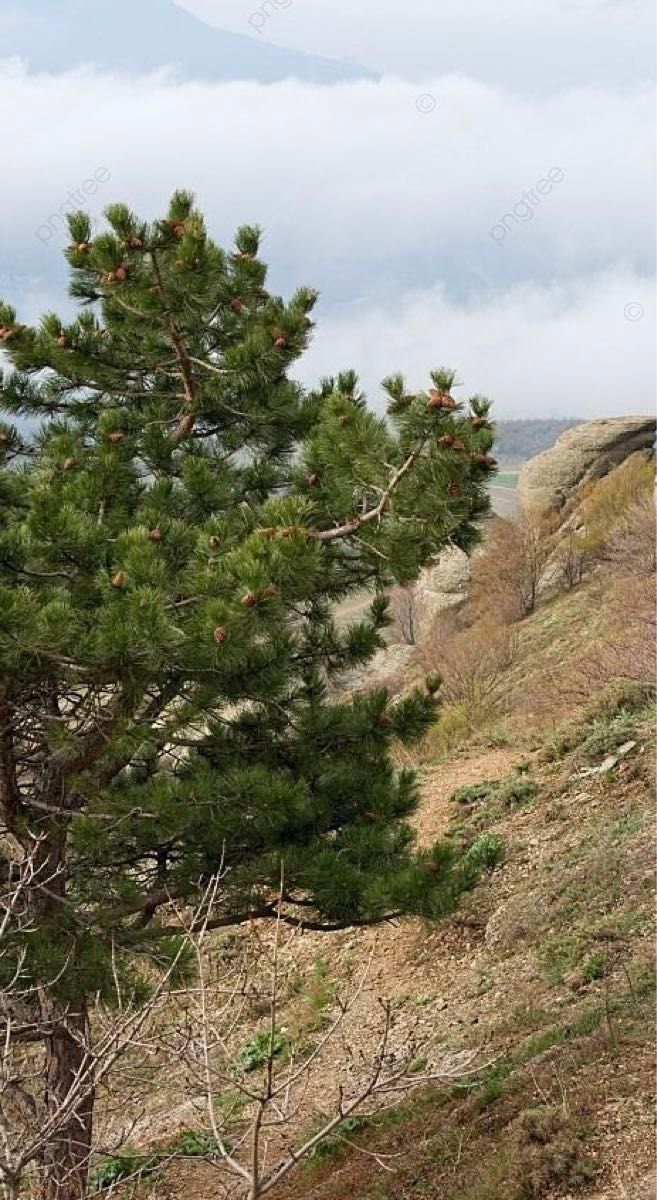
[307,956,338,1024]
[538,935,581,985]
[451,779,499,805]
[495,776,538,808]
[90,1149,161,1192]
[171,1128,223,1157]
[512,759,531,775]
[516,1106,595,1198]
[214,1089,248,1128]
[454,1060,513,1109]
[236,1028,287,1072]
[581,952,605,983]
[462,833,504,879]
[307,1116,364,1161]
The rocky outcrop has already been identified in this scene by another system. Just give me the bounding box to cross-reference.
[517,416,656,512]
[413,546,471,642]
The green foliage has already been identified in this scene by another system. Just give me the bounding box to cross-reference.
[0,192,495,1015]
[170,1128,223,1157]
[450,779,499,805]
[450,774,537,815]
[458,833,505,888]
[306,1117,364,1160]
[581,952,605,983]
[494,776,538,808]
[452,1059,513,1109]
[236,1029,287,1072]
[90,1149,160,1192]
[515,1107,595,1198]
[214,1089,248,1128]
[538,936,579,984]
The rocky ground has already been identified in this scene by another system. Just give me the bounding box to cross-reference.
[104,647,654,1200]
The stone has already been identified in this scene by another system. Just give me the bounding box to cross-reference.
[517,416,656,512]
[413,545,471,641]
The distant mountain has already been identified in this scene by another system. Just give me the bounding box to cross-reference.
[495,420,582,466]
[0,0,373,84]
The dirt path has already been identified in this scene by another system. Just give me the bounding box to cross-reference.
[412,745,521,847]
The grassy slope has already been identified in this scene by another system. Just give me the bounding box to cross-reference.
[272,695,654,1200]
[266,584,655,1200]
[105,585,654,1200]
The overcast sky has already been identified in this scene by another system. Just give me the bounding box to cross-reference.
[0,0,654,418]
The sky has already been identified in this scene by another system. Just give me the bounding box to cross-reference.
[0,0,654,418]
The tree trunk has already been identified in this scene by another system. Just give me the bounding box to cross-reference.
[40,1003,95,1200]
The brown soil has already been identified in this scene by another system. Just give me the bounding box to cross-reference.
[124,709,655,1200]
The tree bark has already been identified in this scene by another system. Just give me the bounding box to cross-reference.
[40,1002,95,1200]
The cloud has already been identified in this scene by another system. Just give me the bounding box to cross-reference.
[0,61,653,418]
[175,0,655,90]
[297,271,656,418]
[0,63,652,294]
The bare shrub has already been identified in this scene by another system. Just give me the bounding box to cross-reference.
[581,573,655,690]
[421,615,517,717]
[552,526,591,591]
[136,888,484,1199]
[470,511,555,621]
[391,586,419,645]
[601,494,656,577]
[577,455,655,565]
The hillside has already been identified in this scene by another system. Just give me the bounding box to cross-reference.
[91,573,655,1199]
[495,421,582,467]
[3,0,371,84]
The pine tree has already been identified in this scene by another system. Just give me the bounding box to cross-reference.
[0,191,496,1197]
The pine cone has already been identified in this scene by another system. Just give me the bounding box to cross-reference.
[305,472,319,487]
[128,236,143,250]
[114,265,128,282]
[240,591,258,608]
[63,456,77,471]
[446,482,461,496]
[108,431,124,444]
[338,415,350,426]
[451,438,466,452]
[173,222,186,239]
[209,534,222,548]
[148,527,163,542]
[213,625,227,644]
[76,242,90,252]
[428,389,455,410]
[470,416,487,430]
[111,570,127,589]
[437,435,456,447]
[230,299,244,314]
[56,335,68,348]
[262,584,278,599]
